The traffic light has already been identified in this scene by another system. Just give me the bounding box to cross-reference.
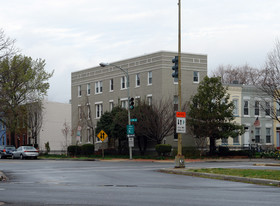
[129,97,134,110]
[172,56,178,78]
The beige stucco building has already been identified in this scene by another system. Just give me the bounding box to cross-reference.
[71,51,207,150]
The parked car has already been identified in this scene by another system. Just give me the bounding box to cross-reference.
[12,146,39,159]
[0,145,16,159]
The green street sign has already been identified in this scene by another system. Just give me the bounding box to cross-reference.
[127,125,134,135]
[130,118,137,122]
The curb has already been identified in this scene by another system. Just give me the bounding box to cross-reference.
[158,168,280,187]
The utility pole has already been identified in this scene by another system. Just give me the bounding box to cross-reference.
[174,0,185,168]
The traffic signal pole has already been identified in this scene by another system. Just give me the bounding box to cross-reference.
[174,0,185,168]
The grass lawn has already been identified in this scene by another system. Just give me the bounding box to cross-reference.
[188,168,280,181]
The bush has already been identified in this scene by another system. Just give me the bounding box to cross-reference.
[155,144,172,156]
[81,144,95,156]
[67,145,81,156]
[218,146,230,156]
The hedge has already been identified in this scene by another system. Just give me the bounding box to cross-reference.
[81,144,95,156]
[155,144,172,156]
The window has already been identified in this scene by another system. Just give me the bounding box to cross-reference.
[78,106,82,120]
[244,100,249,116]
[265,102,270,116]
[148,71,152,85]
[255,101,260,116]
[121,99,128,109]
[78,85,82,97]
[87,128,91,142]
[233,136,239,144]
[87,104,91,119]
[255,128,260,143]
[95,81,103,94]
[222,138,228,144]
[147,95,152,106]
[110,79,114,91]
[121,76,127,89]
[135,96,141,107]
[95,103,103,118]
[87,83,91,95]
[136,73,140,87]
[266,128,271,143]
[109,101,114,111]
[233,99,238,116]
[193,71,199,83]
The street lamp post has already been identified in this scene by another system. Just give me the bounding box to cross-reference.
[99,62,133,160]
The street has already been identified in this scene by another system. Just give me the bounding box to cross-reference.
[0,159,280,205]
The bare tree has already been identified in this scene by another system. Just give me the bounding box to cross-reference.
[76,95,95,144]
[25,101,43,147]
[62,120,71,155]
[0,28,17,60]
[256,39,280,122]
[134,98,175,145]
[212,64,260,85]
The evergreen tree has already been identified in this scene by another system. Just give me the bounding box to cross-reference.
[188,76,244,155]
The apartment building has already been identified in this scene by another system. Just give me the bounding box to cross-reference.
[71,51,208,150]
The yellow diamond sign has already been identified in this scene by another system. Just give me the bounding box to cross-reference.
[97,130,108,142]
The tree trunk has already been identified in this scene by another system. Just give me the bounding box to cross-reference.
[209,137,216,155]
[10,130,15,146]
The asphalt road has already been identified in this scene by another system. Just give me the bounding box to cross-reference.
[0,159,280,206]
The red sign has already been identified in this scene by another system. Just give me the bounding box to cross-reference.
[176,112,186,118]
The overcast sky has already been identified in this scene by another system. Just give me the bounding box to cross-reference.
[1,0,279,103]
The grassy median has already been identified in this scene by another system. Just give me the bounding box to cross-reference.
[188,168,280,181]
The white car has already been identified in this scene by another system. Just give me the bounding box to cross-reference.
[12,146,39,159]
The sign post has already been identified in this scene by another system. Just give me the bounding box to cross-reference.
[176,112,186,134]
[97,130,108,159]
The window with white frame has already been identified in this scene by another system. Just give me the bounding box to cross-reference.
[95,81,103,94]
[266,128,271,143]
[255,101,260,116]
[255,128,260,143]
[244,100,249,116]
[136,73,140,87]
[95,103,103,118]
[121,99,128,109]
[87,104,91,119]
[222,138,228,144]
[110,79,114,91]
[265,101,271,116]
[109,101,114,111]
[78,106,82,120]
[147,95,152,106]
[87,128,91,142]
[233,99,238,116]
[121,76,127,89]
[87,83,91,95]
[135,96,141,107]
[193,71,199,83]
[148,71,152,85]
[233,136,239,144]
[78,85,82,97]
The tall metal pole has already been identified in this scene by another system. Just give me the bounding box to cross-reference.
[175,0,185,168]
[99,63,132,159]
